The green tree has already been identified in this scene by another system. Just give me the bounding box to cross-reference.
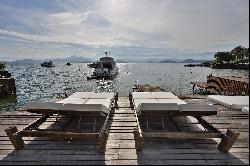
[231,46,249,63]
[214,52,233,64]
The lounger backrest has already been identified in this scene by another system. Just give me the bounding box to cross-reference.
[63,103,110,114]
[67,92,94,99]
[57,98,88,104]
[132,92,178,99]
[133,98,158,108]
[132,92,185,115]
[89,92,115,99]
[156,99,187,105]
[149,92,178,99]
[68,92,115,99]
[22,98,113,115]
[137,103,179,114]
[85,99,112,108]
[21,92,117,115]
[22,102,64,113]
[132,92,155,99]
[207,95,249,109]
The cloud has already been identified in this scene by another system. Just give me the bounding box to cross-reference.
[0,0,249,60]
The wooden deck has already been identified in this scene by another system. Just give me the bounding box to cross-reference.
[0,96,249,165]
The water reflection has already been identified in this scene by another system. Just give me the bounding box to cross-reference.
[0,63,248,112]
[94,79,114,92]
[0,95,17,112]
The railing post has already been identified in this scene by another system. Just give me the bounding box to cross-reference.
[129,92,133,108]
[133,128,142,151]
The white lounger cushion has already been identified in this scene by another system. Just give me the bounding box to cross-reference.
[57,98,88,104]
[68,92,115,99]
[23,102,64,110]
[67,92,94,99]
[85,99,111,109]
[23,101,110,114]
[132,92,178,99]
[90,92,115,99]
[63,103,110,114]
[156,99,187,105]
[134,99,158,108]
[132,92,155,99]
[150,92,178,99]
[208,95,249,109]
[133,98,186,109]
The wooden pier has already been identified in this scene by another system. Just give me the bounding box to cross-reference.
[0,71,16,97]
[184,64,207,67]
[0,96,249,165]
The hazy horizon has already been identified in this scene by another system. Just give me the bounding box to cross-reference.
[0,0,249,61]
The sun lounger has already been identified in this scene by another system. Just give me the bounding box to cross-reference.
[5,92,118,152]
[207,95,249,109]
[129,92,240,153]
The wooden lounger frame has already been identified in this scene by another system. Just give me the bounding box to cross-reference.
[129,92,240,153]
[5,92,118,153]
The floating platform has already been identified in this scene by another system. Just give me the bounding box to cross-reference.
[184,64,207,67]
[0,96,248,165]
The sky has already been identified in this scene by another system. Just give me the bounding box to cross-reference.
[0,0,249,61]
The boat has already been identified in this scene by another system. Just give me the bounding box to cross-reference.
[66,63,71,66]
[87,52,118,80]
[41,60,55,67]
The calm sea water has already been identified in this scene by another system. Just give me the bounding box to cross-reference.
[1,63,248,112]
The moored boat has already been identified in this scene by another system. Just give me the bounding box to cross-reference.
[87,52,118,80]
[41,60,55,67]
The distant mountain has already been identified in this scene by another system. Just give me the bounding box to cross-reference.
[159,59,207,63]
[9,56,93,64]
[116,59,128,63]
[159,59,179,63]
[9,59,42,64]
[180,59,207,63]
[51,55,93,63]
